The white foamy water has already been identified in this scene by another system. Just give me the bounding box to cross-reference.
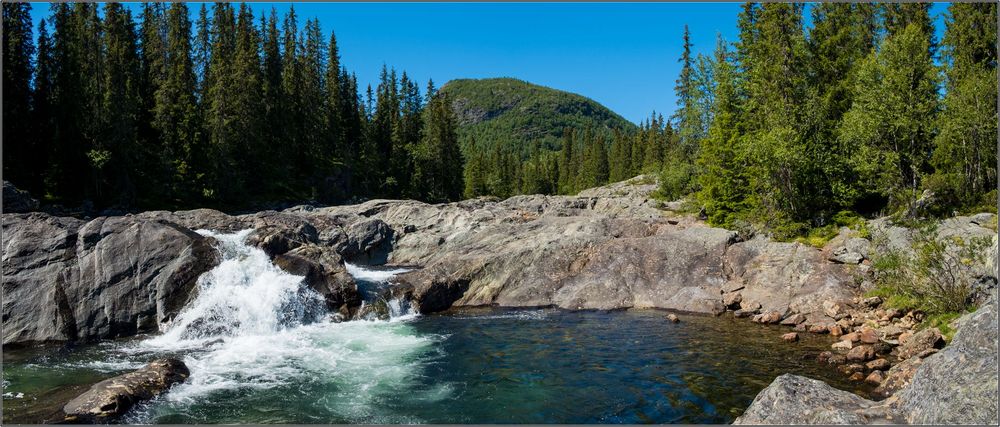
[119,231,441,422]
[345,262,413,282]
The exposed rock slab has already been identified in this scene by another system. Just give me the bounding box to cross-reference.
[3,214,220,345]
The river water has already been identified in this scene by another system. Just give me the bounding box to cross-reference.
[2,231,871,424]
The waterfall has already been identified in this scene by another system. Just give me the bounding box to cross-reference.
[346,262,418,321]
[122,230,437,422]
[145,230,327,348]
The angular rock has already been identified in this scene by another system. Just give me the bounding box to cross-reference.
[865,370,885,385]
[752,310,783,324]
[781,332,799,342]
[665,313,680,323]
[779,313,807,326]
[831,340,853,351]
[341,218,395,264]
[858,327,879,344]
[846,345,876,362]
[63,358,189,422]
[244,212,319,257]
[722,292,742,309]
[866,358,891,371]
[272,245,362,317]
[897,328,945,360]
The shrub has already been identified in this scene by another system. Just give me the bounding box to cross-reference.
[868,223,994,316]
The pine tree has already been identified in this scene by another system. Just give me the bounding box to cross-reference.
[2,3,36,190]
[31,19,55,196]
[672,25,703,160]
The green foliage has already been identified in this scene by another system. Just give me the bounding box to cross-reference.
[869,223,994,317]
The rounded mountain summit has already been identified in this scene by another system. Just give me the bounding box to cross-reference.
[440,78,638,151]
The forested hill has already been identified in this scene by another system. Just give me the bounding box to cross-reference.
[440,78,637,152]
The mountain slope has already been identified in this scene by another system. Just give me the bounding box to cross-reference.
[439,78,637,153]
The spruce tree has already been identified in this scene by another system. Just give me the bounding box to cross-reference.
[840,24,940,213]
[99,3,142,205]
[2,3,36,190]
[927,3,997,210]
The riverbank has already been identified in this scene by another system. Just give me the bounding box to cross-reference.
[3,177,997,424]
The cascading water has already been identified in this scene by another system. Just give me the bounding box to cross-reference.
[120,230,442,423]
[145,230,327,348]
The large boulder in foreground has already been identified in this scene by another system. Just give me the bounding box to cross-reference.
[735,293,999,425]
[733,374,886,424]
[63,358,189,422]
[3,213,220,345]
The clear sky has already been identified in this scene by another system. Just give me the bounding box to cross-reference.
[28,2,949,125]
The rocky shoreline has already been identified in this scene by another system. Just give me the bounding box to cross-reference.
[3,177,997,423]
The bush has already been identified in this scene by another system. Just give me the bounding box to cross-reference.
[868,223,994,316]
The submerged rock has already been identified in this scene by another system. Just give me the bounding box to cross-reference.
[63,358,189,422]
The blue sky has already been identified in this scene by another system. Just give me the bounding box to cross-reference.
[29,3,949,124]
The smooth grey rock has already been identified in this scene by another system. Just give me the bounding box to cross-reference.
[63,358,189,422]
[3,214,220,345]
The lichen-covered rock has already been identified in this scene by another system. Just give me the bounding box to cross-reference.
[893,295,998,424]
[63,358,189,422]
[733,374,887,424]
[739,293,998,425]
[896,327,945,360]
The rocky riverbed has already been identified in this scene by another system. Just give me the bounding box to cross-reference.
[3,177,998,424]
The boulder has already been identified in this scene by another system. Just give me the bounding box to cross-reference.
[896,328,945,360]
[244,212,319,257]
[846,345,876,362]
[781,332,799,342]
[665,313,680,323]
[340,218,395,264]
[3,181,39,213]
[272,245,362,317]
[63,358,189,422]
[733,374,886,424]
[893,296,998,424]
[872,355,924,398]
[3,214,220,345]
